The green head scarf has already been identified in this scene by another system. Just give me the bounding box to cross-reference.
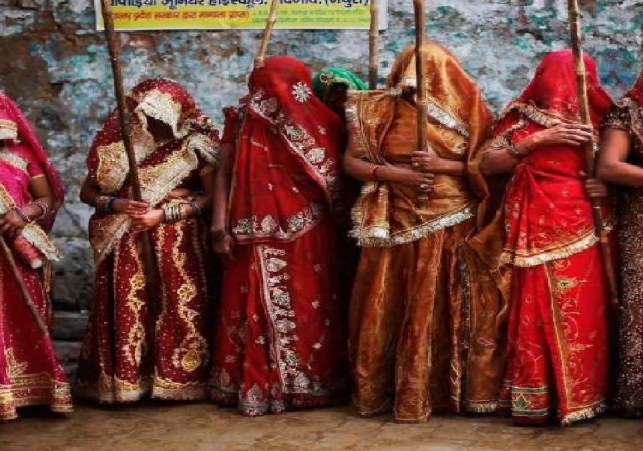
[312,67,368,100]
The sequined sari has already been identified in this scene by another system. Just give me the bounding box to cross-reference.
[0,91,71,421]
[210,57,348,416]
[347,43,503,423]
[602,72,643,416]
[75,79,220,403]
[470,51,613,426]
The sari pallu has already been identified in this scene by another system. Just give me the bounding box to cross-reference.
[470,51,613,425]
[602,75,643,416]
[210,57,348,415]
[75,79,219,403]
[0,92,71,421]
[347,43,504,423]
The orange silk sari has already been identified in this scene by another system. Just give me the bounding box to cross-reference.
[347,42,504,422]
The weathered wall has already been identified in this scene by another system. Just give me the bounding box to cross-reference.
[0,0,642,364]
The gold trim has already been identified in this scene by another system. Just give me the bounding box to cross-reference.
[560,401,607,426]
[0,119,18,142]
[499,218,613,267]
[0,151,28,173]
[350,203,477,248]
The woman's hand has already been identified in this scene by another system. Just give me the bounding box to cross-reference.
[393,166,435,193]
[130,209,164,232]
[532,123,594,148]
[584,177,608,199]
[411,150,444,173]
[212,231,235,261]
[112,198,150,216]
[0,210,28,239]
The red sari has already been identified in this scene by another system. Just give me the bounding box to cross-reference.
[0,91,71,421]
[75,79,220,403]
[472,51,613,425]
[210,57,347,415]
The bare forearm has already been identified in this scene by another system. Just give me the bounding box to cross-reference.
[480,137,536,175]
[79,178,101,206]
[434,159,464,176]
[212,146,233,231]
[597,161,643,187]
[344,154,405,183]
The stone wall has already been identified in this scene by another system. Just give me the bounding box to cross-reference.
[1,0,642,370]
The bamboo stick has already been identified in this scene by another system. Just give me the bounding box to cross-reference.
[368,0,379,89]
[0,236,47,335]
[255,0,280,67]
[413,0,432,204]
[100,0,159,309]
[567,0,619,308]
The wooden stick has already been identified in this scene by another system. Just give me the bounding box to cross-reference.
[255,0,280,67]
[567,0,619,308]
[0,236,47,335]
[100,0,159,308]
[413,0,432,204]
[368,0,379,89]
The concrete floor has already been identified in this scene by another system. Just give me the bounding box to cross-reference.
[2,403,643,451]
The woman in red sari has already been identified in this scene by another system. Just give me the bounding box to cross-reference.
[471,50,612,425]
[0,91,72,421]
[75,79,219,403]
[210,56,347,415]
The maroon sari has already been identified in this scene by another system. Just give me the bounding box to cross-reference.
[0,91,71,421]
[75,79,220,403]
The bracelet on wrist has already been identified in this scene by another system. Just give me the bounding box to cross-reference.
[31,200,49,220]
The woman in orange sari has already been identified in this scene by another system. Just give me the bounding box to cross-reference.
[75,79,219,403]
[210,56,347,415]
[472,50,612,425]
[344,42,504,423]
[0,91,71,421]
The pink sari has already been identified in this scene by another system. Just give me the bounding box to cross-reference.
[0,91,71,421]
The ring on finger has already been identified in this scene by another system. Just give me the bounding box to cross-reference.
[420,183,429,190]
[412,162,420,168]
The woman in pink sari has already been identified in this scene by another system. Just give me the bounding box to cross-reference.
[0,91,71,421]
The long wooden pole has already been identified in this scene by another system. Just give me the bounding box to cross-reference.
[413,0,432,205]
[567,0,619,308]
[100,0,159,307]
[255,0,280,67]
[368,0,379,89]
[0,236,47,335]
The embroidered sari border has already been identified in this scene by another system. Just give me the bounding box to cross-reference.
[350,202,477,247]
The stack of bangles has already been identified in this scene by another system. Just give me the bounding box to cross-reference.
[96,195,117,215]
[368,164,381,181]
[163,201,203,224]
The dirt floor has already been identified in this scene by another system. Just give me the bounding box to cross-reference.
[2,403,642,451]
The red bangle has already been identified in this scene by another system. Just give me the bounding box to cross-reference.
[369,164,380,181]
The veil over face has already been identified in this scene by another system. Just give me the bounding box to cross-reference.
[229,56,344,244]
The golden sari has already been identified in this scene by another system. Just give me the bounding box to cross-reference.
[347,43,504,422]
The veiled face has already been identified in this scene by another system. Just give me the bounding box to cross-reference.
[145,115,174,142]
